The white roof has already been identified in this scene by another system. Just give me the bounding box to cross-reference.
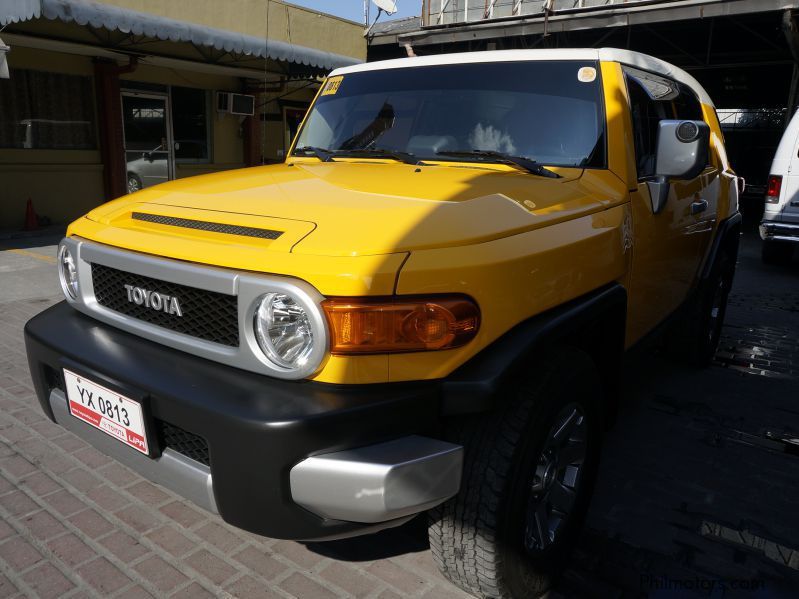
[330,48,714,107]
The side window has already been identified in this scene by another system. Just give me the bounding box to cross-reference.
[673,85,704,121]
[626,75,673,179]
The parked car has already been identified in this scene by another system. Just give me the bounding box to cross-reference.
[760,109,799,264]
[126,140,207,193]
[125,143,169,193]
[25,49,741,599]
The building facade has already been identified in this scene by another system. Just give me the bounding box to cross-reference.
[0,0,365,228]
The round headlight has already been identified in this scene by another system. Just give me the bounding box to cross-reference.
[58,245,79,299]
[254,293,314,370]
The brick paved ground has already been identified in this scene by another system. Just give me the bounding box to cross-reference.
[1,231,798,598]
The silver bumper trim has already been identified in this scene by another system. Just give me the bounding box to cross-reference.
[760,221,799,242]
[290,436,463,524]
[49,389,218,514]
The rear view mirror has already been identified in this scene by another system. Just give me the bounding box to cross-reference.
[656,120,709,179]
[647,120,710,214]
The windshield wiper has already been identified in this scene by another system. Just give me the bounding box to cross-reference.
[293,146,335,162]
[332,148,424,166]
[436,150,560,179]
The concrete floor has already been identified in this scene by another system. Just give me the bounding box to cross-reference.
[0,234,62,304]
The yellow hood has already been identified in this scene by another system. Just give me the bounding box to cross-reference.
[85,161,627,258]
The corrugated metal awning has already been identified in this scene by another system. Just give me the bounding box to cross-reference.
[0,0,361,74]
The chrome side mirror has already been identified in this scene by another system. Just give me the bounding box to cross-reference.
[647,120,710,214]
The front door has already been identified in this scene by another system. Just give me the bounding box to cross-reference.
[624,70,717,344]
[121,93,173,194]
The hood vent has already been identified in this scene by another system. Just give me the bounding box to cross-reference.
[132,212,283,240]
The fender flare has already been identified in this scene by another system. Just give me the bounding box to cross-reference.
[701,212,742,280]
[440,283,627,420]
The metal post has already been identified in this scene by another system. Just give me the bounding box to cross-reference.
[787,64,799,128]
[782,10,799,127]
[543,0,555,36]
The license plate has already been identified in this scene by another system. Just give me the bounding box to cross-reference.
[63,369,150,455]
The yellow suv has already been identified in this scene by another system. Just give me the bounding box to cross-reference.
[25,49,741,598]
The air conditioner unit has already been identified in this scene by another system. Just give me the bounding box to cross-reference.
[216,92,255,116]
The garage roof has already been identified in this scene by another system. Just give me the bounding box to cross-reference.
[0,0,361,73]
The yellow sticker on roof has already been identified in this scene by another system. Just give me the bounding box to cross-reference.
[322,76,344,96]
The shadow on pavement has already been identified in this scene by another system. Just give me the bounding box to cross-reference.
[305,516,430,562]
[555,232,799,597]
[0,229,65,250]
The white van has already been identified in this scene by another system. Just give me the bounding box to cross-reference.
[761,110,799,263]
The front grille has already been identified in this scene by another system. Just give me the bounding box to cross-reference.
[132,212,283,240]
[156,420,210,466]
[91,263,239,347]
[44,365,65,393]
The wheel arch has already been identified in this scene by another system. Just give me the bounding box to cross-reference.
[701,212,742,280]
[441,283,627,428]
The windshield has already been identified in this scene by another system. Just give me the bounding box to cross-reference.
[294,61,606,168]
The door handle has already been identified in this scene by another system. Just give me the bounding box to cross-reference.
[690,199,708,215]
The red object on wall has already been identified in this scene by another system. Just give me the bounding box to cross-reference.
[23,198,38,231]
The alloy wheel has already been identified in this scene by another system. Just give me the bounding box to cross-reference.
[524,403,587,552]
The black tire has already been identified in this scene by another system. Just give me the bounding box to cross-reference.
[428,348,602,599]
[761,240,793,265]
[666,250,735,366]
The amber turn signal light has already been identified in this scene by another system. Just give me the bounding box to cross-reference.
[322,296,480,354]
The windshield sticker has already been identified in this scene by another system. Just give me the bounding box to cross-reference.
[578,67,597,83]
[322,76,344,96]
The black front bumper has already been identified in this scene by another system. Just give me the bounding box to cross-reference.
[25,302,442,540]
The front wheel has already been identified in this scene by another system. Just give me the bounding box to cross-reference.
[428,348,602,598]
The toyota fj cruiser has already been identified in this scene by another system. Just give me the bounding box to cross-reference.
[25,49,741,598]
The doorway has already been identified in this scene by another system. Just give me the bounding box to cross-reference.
[121,92,174,194]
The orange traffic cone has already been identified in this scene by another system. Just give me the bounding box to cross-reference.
[23,198,39,231]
